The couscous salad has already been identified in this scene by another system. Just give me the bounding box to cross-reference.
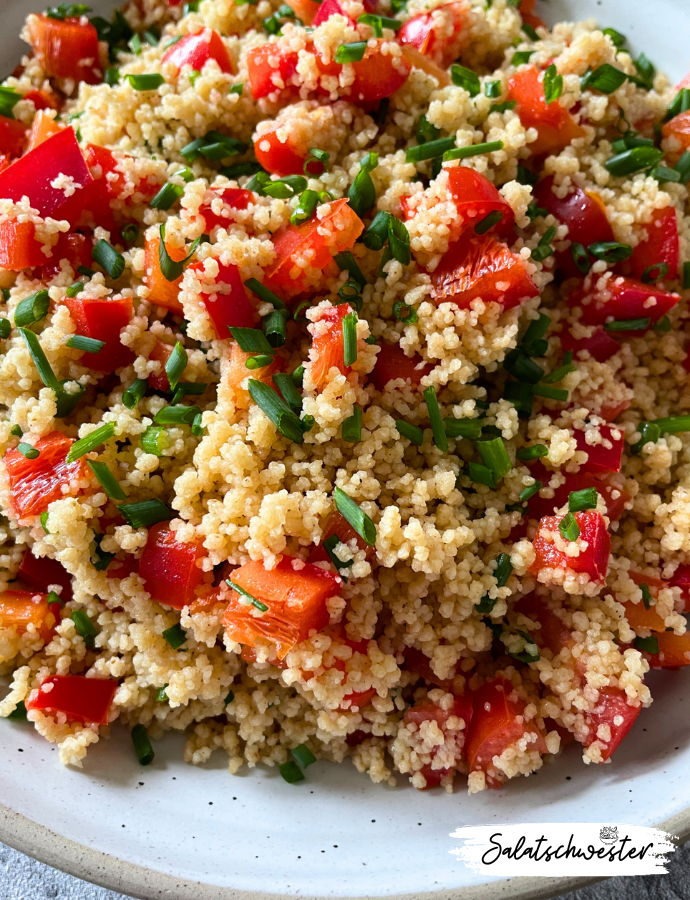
[0,0,689,794]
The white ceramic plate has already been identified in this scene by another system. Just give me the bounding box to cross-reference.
[1,2,690,898]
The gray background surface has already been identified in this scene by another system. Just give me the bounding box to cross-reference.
[2,840,690,900]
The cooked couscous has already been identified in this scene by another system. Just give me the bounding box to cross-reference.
[0,0,689,794]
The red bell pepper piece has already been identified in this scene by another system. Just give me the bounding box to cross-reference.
[574,424,624,474]
[628,207,679,282]
[369,343,430,392]
[26,674,118,725]
[465,677,547,788]
[532,176,613,277]
[641,632,690,668]
[139,523,207,610]
[313,0,355,26]
[0,588,56,642]
[404,692,473,787]
[526,462,630,522]
[144,234,185,313]
[0,115,27,158]
[284,0,322,25]
[431,232,539,311]
[315,39,411,103]
[222,341,285,409]
[560,326,620,362]
[25,110,63,154]
[64,295,134,371]
[570,275,680,329]
[581,687,640,761]
[398,1,469,68]
[0,128,92,223]
[306,303,353,390]
[161,28,233,74]
[195,187,254,231]
[18,549,73,603]
[246,43,300,99]
[23,89,60,111]
[308,510,375,565]
[4,431,88,521]
[514,593,573,655]
[321,630,377,710]
[530,510,610,583]
[669,563,690,612]
[403,647,454,691]
[254,126,319,177]
[223,556,340,659]
[447,165,515,236]
[0,220,45,270]
[506,67,586,157]
[27,14,102,84]
[661,111,690,160]
[190,261,255,336]
[106,555,139,580]
[148,340,174,392]
[40,232,92,281]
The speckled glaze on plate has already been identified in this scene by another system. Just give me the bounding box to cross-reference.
[1,1,690,898]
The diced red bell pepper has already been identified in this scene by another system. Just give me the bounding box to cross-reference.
[314,39,411,103]
[560,326,620,363]
[314,0,355,25]
[669,563,690,612]
[189,260,255,336]
[195,187,254,231]
[661,111,690,160]
[246,43,300,99]
[465,677,547,788]
[265,198,364,301]
[398,1,469,68]
[64,295,134,371]
[404,692,473,787]
[533,176,613,278]
[148,340,174,392]
[403,647,454,691]
[431,232,539,310]
[628,207,679,282]
[369,343,430,393]
[26,674,117,725]
[161,28,233,74]
[506,67,586,157]
[106,555,139,580]
[4,431,88,521]
[144,234,185,313]
[642,631,690,668]
[321,629,377,710]
[223,341,285,409]
[40,232,92,281]
[598,399,631,423]
[574,424,623,474]
[254,125,322,177]
[308,510,374,565]
[285,0,323,25]
[0,220,45,270]
[27,14,101,84]
[18,549,73,603]
[620,596,667,633]
[582,687,640,761]
[530,510,610,583]
[526,462,630,522]
[306,303,352,390]
[447,165,515,236]
[223,556,340,659]
[0,588,56,642]
[23,89,60,111]
[25,110,63,153]
[519,0,546,31]
[0,128,93,224]
[514,593,573,655]
[139,522,207,610]
[0,115,27,158]
[570,275,680,328]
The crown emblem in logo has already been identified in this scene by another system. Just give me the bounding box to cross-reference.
[599,826,619,844]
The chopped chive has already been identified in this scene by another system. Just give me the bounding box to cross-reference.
[443,140,503,161]
[230,326,274,355]
[477,436,511,481]
[393,300,417,324]
[633,635,659,655]
[105,67,119,86]
[291,743,316,768]
[474,210,503,235]
[66,334,106,353]
[641,262,669,284]
[247,379,305,444]
[603,27,626,48]
[262,308,288,348]
[191,413,204,437]
[150,182,184,211]
[141,425,171,456]
[519,479,542,502]
[14,290,49,327]
[469,461,495,489]
[450,64,480,96]
[304,147,330,174]
[155,685,168,702]
[504,381,534,419]
[323,534,350,581]
[396,419,424,446]
[489,100,517,114]
[343,312,358,367]
[569,487,598,512]
[588,241,632,263]
[650,164,681,185]
[516,443,548,461]
[532,225,557,262]
[335,252,366,290]
[571,242,591,274]
[405,136,456,164]
[126,73,165,91]
[0,319,10,339]
[485,79,502,99]
[543,64,563,104]
[511,50,535,66]
[521,313,550,352]
[387,217,410,266]
[649,415,690,435]
[71,608,98,648]
[164,341,187,392]
[342,406,362,442]
[40,511,49,532]
[153,405,201,425]
[580,64,628,94]
[158,224,201,281]
[663,87,690,122]
[17,442,39,459]
[279,760,305,783]
[10,425,22,436]
[631,421,660,455]
[653,315,671,333]
[92,240,125,279]
[675,151,690,185]
[347,150,377,219]
[67,422,115,462]
[521,22,539,40]
[475,594,497,614]
[243,278,286,310]
[225,690,235,704]
[162,623,187,649]
[334,486,376,547]
[494,552,513,587]
[516,165,538,186]
[87,460,127,500]
[272,373,302,413]
[603,317,651,332]
[335,41,367,63]
[120,499,173,529]
[558,511,580,542]
[423,386,447,452]
[226,578,268,612]
[507,630,540,664]
[361,210,390,252]
[123,378,148,409]
[532,384,569,401]
[7,701,28,721]
[444,418,482,440]
[640,583,654,609]
[131,724,155,765]
[290,189,319,226]
[504,348,544,384]
[245,353,274,370]
[416,113,440,144]
[46,590,63,608]
[542,351,575,384]
[604,146,664,177]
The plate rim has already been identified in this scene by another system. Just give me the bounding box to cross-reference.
[1,802,689,900]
